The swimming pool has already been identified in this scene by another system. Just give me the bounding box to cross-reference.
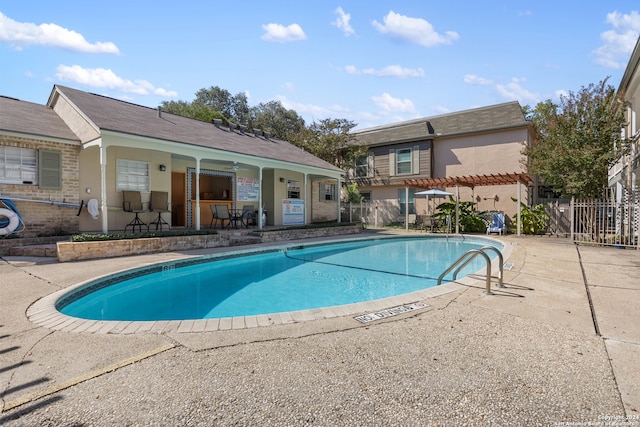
[55,236,502,322]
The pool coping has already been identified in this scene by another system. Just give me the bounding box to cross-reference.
[27,234,510,334]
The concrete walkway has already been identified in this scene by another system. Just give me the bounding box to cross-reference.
[0,232,638,426]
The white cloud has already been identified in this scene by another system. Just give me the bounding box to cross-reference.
[277,95,350,121]
[371,10,459,47]
[371,92,416,113]
[463,74,493,85]
[55,65,177,97]
[0,12,119,53]
[282,82,295,92]
[333,7,356,37]
[495,77,542,105]
[261,23,306,42]
[592,10,640,69]
[346,64,424,78]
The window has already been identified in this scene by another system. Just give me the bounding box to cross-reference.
[287,179,301,199]
[396,148,412,174]
[39,150,62,189]
[355,155,369,177]
[0,146,38,185]
[360,191,371,203]
[117,159,149,192]
[398,188,416,215]
[319,182,336,201]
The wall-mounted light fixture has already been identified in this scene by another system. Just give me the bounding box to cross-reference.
[159,164,166,172]
[279,177,285,183]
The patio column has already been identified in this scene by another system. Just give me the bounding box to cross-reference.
[99,142,108,234]
[258,167,263,230]
[303,173,308,225]
[455,184,460,234]
[337,177,341,223]
[194,159,201,230]
[405,186,409,230]
[517,180,522,236]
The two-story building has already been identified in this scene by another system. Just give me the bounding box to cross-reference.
[350,101,532,226]
[609,36,640,210]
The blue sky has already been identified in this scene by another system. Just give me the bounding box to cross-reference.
[1,1,639,130]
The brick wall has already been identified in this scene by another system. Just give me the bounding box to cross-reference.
[312,180,339,222]
[0,135,81,237]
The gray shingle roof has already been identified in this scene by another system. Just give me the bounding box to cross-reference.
[354,101,527,146]
[53,85,342,173]
[0,95,79,142]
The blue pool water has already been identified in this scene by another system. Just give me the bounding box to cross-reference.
[58,236,501,321]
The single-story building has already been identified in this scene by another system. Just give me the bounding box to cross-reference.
[0,85,344,237]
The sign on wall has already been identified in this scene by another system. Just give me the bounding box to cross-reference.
[236,177,260,201]
[282,199,305,225]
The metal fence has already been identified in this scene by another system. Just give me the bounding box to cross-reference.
[341,202,373,225]
[571,195,639,248]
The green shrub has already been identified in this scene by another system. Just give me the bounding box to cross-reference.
[433,197,487,233]
[511,198,549,235]
[70,229,217,242]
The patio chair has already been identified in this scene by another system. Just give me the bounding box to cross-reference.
[149,191,170,231]
[122,190,147,233]
[211,204,230,229]
[211,204,243,229]
[486,212,506,235]
[241,205,256,228]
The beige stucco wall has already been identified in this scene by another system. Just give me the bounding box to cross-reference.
[51,94,100,143]
[434,129,527,177]
[0,135,81,237]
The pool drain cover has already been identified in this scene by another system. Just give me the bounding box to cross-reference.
[354,302,429,323]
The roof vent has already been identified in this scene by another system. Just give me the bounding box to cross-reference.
[239,124,247,134]
[157,106,162,118]
[213,118,222,128]
[253,128,262,137]
[229,123,236,132]
[264,131,271,140]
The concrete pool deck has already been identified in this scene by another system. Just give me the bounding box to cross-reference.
[0,230,639,425]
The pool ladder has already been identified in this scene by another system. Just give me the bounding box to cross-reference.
[437,246,504,295]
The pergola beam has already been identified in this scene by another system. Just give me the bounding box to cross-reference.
[403,172,533,189]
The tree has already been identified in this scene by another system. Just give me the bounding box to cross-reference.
[248,100,306,141]
[194,86,233,118]
[158,85,363,170]
[294,118,363,169]
[524,78,631,199]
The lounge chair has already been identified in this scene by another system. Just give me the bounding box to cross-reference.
[486,212,506,235]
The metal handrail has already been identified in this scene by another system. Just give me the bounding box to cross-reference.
[437,246,504,294]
